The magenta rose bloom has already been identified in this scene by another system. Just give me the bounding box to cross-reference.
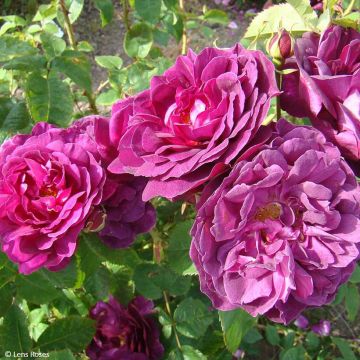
[0,120,105,274]
[94,116,156,248]
[280,26,360,162]
[86,296,164,360]
[108,44,278,200]
[190,119,360,324]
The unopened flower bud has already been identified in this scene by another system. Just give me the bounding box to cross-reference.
[294,315,309,329]
[312,320,331,336]
[85,207,107,232]
[266,29,294,64]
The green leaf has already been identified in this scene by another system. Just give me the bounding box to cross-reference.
[52,50,92,93]
[0,282,14,317]
[332,337,357,360]
[167,220,193,274]
[40,33,66,58]
[316,9,331,32]
[174,298,213,339]
[282,331,295,349]
[0,36,37,62]
[244,2,317,40]
[95,55,123,69]
[345,284,359,321]
[203,9,229,25]
[219,309,256,353]
[48,350,76,360]
[154,29,170,46]
[2,101,31,131]
[182,345,207,360]
[26,72,73,125]
[333,12,360,30]
[163,0,177,9]
[37,316,95,352]
[287,0,318,23]
[133,263,191,299]
[242,328,263,344]
[1,305,32,352]
[280,346,306,360]
[265,325,280,346]
[135,0,161,24]
[305,332,319,351]
[94,0,114,27]
[333,283,347,305]
[67,0,84,24]
[33,4,57,21]
[84,266,113,300]
[349,265,360,283]
[0,16,26,36]
[124,23,153,58]
[77,41,94,52]
[3,54,46,71]
[78,233,141,275]
[96,89,120,106]
[15,271,63,305]
[40,259,78,288]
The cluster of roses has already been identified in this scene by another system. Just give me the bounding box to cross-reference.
[0,24,359,359]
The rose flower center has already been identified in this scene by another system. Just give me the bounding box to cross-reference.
[39,184,58,198]
[255,203,282,221]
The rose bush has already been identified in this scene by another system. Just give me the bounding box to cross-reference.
[0,1,359,358]
[281,26,360,162]
[107,44,278,200]
[190,119,360,323]
[86,296,164,360]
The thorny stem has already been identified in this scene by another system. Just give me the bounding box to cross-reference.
[275,69,282,120]
[163,291,182,350]
[59,0,77,50]
[151,229,163,264]
[151,231,182,351]
[122,0,131,30]
[58,0,98,114]
[179,0,187,55]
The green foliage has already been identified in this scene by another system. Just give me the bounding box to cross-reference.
[0,305,32,353]
[219,308,257,353]
[174,298,213,338]
[37,316,95,352]
[26,72,73,125]
[167,220,193,275]
[124,23,154,58]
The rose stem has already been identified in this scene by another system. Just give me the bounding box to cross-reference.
[179,0,187,55]
[163,291,182,350]
[275,70,282,120]
[58,0,98,114]
[121,0,131,31]
[151,230,182,351]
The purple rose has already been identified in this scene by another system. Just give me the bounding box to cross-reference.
[0,120,105,274]
[94,116,156,248]
[107,44,278,201]
[86,296,164,360]
[190,119,360,324]
[281,26,360,162]
[311,320,331,336]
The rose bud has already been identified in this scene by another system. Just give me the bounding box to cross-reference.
[266,29,294,65]
[312,320,331,336]
[294,315,309,329]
